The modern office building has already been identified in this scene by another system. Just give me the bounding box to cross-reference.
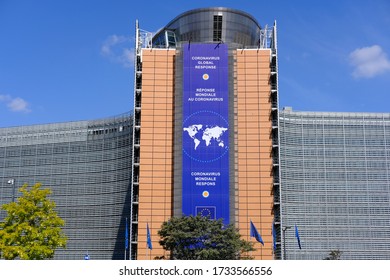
[279,108,390,260]
[130,7,279,260]
[1,7,390,260]
[0,114,133,259]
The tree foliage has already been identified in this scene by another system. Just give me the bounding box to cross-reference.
[324,249,342,260]
[158,215,254,260]
[0,183,67,259]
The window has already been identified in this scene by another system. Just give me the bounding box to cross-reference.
[213,15,222,41]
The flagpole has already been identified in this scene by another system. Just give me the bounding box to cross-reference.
[249,220,252,259]
[125,217,126,260]
[250,220,253,259]
[124,217,128,260]
[145,222,148,260]
[282,226,291,260]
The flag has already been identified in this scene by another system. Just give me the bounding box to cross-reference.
[295,224,302,249]
[125,218,129,250]
[250,220,264,245]
[196,206,216,219]
[146,223,152,250]
[272,222,277,251]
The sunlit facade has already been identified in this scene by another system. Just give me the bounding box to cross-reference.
[1,7,390,261]
[279,108,390,260]
[0,114,132,259]
[131,7,279,260]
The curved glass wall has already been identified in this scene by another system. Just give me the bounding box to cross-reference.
[0,113,133,259]
[153,7,262,48]
[279,108,390,260]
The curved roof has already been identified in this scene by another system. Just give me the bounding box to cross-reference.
[152,7,262,47]
[165,7,261,29]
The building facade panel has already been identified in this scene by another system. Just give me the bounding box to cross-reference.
[279,108,390,260]
[136,49,175,260]
[2,7,390,261]
[235,49,274,260]
[2,7,283,260]
[0,114,133,259]
[130,8,279,260]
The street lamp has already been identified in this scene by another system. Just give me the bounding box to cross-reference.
[282,226,292,260]
[7,179,15,202]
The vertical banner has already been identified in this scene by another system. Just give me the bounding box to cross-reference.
[182,43,229,224]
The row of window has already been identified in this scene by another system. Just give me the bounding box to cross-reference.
[0,139,131,158]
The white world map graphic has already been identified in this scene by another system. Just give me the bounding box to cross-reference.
[183,124,228,150]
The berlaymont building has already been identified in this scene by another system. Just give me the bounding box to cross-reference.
[1,7,390,260]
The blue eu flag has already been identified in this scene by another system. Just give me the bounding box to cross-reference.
[196,206,216,219]
[295,224,302,250]
[250,221,264,245]
[147,223,152,250]
[125,218,129,250]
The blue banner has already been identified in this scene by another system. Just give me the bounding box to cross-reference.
[182,43,229,224]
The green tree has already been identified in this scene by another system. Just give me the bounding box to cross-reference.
[324,249,342,260]
[0,183,67,259]
[158,215,255,260]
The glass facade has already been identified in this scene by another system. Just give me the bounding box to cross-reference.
[152,7,262,49]
[0,113,133,259]
[279,108,390,260]
[2,7,389,261]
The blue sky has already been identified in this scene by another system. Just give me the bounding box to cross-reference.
[1,0,389,127]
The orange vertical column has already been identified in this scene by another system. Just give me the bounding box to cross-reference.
[235,49,274,260]
[137,49,175,260]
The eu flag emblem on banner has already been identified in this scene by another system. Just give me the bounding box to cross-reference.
[295,224,302,250]
[146,223,152,250]
[196,206,216,219]
[250,220,264,245]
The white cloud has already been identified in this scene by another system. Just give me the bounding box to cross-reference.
[0,94,31,113]
[0,94,10,101]
[349,45,390,78]
[101,35,134,68]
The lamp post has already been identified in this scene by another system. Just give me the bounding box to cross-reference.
[7,179,15,202]
[282,226,292,260]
